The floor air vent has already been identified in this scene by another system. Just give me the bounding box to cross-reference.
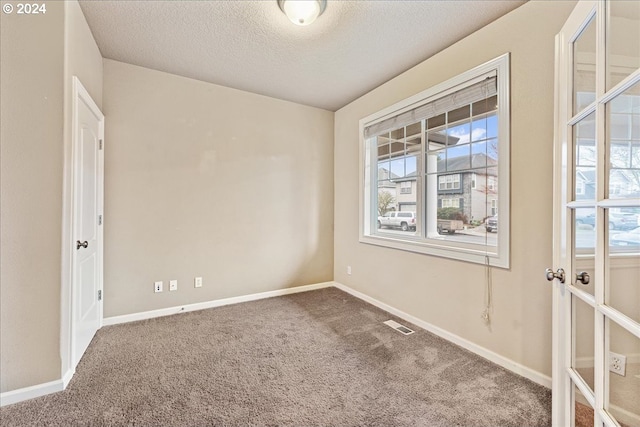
[383,320,414,335]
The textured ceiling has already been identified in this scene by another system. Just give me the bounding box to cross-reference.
[79,0,526,111]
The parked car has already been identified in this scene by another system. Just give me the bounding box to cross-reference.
[378,211,416,231]
[486,215,498,233]
[610,227,640,247]
[576,211,638,231]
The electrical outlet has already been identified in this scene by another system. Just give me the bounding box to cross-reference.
[154,281,163,293]
[347,266,352,275]
[169,280,178,291]
[194,277,203,288]
[609,351,626,376]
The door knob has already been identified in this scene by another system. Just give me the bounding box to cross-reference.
[76,240,88,250]
[545,268,565,283]
[575,271,590,285]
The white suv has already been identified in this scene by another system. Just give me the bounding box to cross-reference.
[378,211,417,231]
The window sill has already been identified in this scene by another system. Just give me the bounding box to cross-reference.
[359,232,509,269]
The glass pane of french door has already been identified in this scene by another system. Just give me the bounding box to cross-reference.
[606,81,640,200]
[575,385,595,427]
[574,15,597,114]
[574,293,595,392]
[606,319,640,426]
[606,1,640,91]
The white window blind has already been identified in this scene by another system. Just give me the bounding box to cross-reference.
[364,74,497,139]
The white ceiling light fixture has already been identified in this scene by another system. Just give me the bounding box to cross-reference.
[278,0,327,26]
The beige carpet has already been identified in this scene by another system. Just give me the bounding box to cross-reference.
[0,287,551,426]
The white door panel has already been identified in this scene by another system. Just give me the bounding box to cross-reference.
[72,78,104,368]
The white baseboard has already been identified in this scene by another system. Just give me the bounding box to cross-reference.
[333,282,552,389]
[0,379,64,407]
[103,281,335,326]
[61,368,74,389]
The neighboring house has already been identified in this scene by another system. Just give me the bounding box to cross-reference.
[395,172,418,212]
[437,154,499,222]
[576,168,640,200]
[378,153,498,223]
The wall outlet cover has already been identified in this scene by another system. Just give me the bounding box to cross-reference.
[154,281,163,293]
[609,351,626,376]
[169,280,178,291]
[194,277,203,288]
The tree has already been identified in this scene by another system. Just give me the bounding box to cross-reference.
[378,191,395,216]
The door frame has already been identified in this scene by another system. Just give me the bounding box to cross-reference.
[60,76,104,384]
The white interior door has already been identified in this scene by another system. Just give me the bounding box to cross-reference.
[72,77,104,368]
[551,1,640,426]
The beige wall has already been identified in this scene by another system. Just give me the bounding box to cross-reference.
[0,3,65,392]
[334,0,578,379]
[102,60,334,317]
[0,0,103,393]
[64,0,103,107]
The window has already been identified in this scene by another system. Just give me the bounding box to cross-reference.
[576,179,585,195]
[441,198,460,208]
[438,174,460,191]
[487,177,497,192]
[359,54,510,268]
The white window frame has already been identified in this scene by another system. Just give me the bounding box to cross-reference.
[359,54,510,268]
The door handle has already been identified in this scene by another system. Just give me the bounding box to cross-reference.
[545,268,565,283]
[76,240,88,250]
[575,271,590,285]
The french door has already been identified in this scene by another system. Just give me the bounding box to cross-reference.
[551,1,640,427]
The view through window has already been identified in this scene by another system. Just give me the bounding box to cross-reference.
[361,55,510,267]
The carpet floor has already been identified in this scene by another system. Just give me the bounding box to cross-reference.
[0,287,551,426]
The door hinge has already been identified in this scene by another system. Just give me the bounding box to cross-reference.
[98,290,102,301]
[99,139,103,150]
[98,215,103,226]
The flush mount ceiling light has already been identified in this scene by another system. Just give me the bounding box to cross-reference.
[278,0,327,26]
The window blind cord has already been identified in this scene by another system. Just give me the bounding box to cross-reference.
[481,255,492,327]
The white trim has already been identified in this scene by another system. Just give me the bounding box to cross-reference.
[333,282,551,388]
[61,368,74,389]
[103,281,335,326]
[0,380,64,407]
